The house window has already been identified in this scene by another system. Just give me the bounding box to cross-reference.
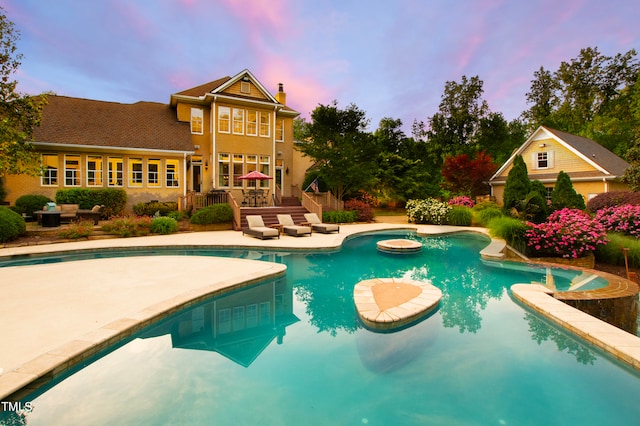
[275,118,284,142]
[259,111,270,137]
[129,158,143,187]
[537,152,548,169]
[108,157,123,187]
[232,108,244,134]
[245,155,257,188]
[41,154,58,186]
[218,153,230,187]
[259,301,271,324]
[166,159,179,187]
[87,155,103,187]
[246,304,258,328]
[232,306,245,331]
[247,110,257,136]
[64,155,81,187]
[147,159,161,187]
[218,308,231,334]
[259,156,270,188]
[218,106,230,133]
[232,154,244,187]
[191,108,203,134]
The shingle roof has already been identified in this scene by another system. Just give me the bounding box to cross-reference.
[33,95,193,152]
[174,77,231,98]
[543,126,630,176]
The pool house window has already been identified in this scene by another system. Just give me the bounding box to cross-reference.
[41,154,58,186]
[64,155,81,187]
[87,155,103,187]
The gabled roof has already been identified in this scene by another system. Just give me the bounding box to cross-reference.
[489,126,629,182]
[170,69,299,116]
[33,95,193,153]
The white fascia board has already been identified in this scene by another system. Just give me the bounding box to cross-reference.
[32,141,195,156]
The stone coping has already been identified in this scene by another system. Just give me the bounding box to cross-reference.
[354,278,441,330]
[511,284,640,370]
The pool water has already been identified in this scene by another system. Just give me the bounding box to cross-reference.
[8,232,640,425]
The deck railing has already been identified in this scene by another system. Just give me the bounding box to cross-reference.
[301,191,322,218]
[179,190,229,211]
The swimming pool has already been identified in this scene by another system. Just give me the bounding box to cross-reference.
[5,231,640,425]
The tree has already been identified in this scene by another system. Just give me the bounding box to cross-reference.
[551,171,585,210]
[523,66,560,129]
[0,7,47,175]
[441,151,497,198]
[425,75,489,159]
[296,101,376,201]
[502,155,531,213]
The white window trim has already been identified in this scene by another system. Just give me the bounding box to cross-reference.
[191,108,204,135]
[86,155,103,187]
[232,108,245,135]
[64,154,81,187]
[218,106,231,134]
[41,154,59,187]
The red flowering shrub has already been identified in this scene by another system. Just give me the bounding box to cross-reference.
[594,204,640,237]
[524,208,608,258]
[448,195,475,208]
[344,199,374,222]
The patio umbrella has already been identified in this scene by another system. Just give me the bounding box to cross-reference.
[238,171,273,206]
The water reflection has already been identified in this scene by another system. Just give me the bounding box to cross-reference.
[138,277,299,367]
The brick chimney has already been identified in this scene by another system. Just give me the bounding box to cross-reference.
[275,83,286,105]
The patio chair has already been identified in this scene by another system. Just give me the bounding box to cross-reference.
[243,215,280,240]
[277,214,312,237]
[303,213,340,234]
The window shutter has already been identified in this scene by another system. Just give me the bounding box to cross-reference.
[548,151,554,168]
[531,152,538,169]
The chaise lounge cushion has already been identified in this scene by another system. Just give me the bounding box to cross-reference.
[243,215,280,239]
[304,213,340,234]
[277,214,312,237]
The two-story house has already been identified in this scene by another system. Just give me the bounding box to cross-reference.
[2,69,300,210]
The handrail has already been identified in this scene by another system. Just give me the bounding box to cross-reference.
[227,191,242,230]
[301,191,322,218]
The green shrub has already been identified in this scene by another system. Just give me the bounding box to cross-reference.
[323,210,357,223]
[13,194,52,218]
[344,199,374,222]
[551,171,585,211]
[474,207,504,226]
[0,206,26,243]
[595,233,640,268]
[58,221,94,239]
[56,188,126,217]
[189,204,233,225]
[486,216,528,253]
[167,210,188,221]
[150,217,178,235]
[447,206,472,226]
[101,216,152,237]
[133,201,178,216]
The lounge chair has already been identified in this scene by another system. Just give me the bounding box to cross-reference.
[304,213,340,234]
[277,214,312,237]
[243,215,280,239]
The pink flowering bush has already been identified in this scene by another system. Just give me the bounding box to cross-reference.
[593,204,640,237]
[448,195,475,208]
[524,208,608,259]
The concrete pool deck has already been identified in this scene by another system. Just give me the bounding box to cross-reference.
[1,222,639,399]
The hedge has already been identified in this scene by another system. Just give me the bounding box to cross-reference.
[56,188,126,217]
[0,207,26,243]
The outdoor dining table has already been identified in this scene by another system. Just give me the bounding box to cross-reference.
[33,210,61,227]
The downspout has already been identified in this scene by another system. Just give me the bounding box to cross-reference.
[183,152,187,197]
[211,96,217,189]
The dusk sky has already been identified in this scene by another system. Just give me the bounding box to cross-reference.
[5,0,640,134]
